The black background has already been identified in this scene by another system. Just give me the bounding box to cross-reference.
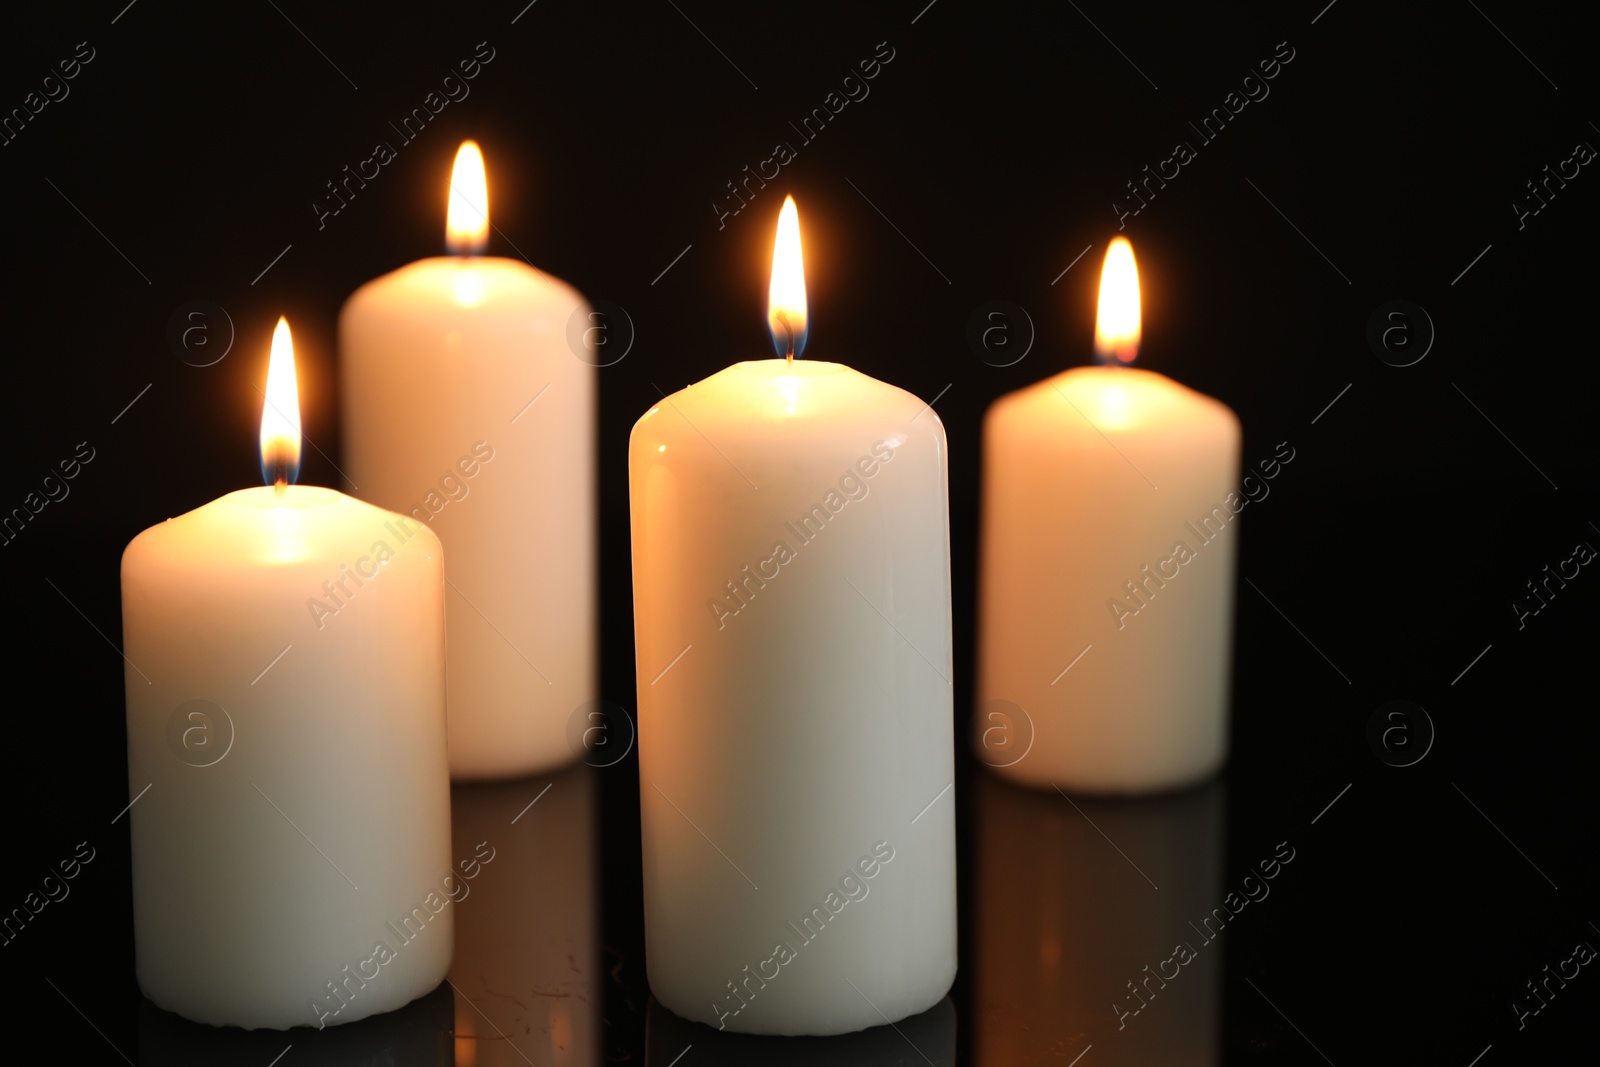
[2,0,1595,1063]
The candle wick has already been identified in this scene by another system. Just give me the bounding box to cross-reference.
[267,451,291,493]
[777,311,795,364]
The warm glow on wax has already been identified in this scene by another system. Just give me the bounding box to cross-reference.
[341,139,598,780]
[767,195,809,359]
[446,140,489,255]
[259,316,302,486]
[978,232,1244,795]
[1094,236,1141,365]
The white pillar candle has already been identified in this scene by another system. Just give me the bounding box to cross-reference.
[121,319,453,1029]
[340,141,596,780]
[629,198,956,1036]
[976,238,1241,793]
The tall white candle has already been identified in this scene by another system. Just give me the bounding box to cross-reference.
[121,319,453,1029]
[629,198,956,1036]
[341,141,595,780]
[976,238,1241,793]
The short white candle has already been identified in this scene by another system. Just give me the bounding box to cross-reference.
[976,238,1241,793]
[341,141,596,780]
[629,198,956,1035]
[121,320,453,1029]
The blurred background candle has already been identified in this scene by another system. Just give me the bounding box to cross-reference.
[341,140,596,780]
[976,238,1241,793]
[628,197,956,1035]
[121,319,453,1029]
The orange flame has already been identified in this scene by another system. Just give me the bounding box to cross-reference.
[446,140,489,254]
[1094,236,1141,365]
[260,317,301,486]
[766,196,808,359]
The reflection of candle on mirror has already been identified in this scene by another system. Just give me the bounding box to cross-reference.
[645,993,958,1065]
[976,238,1241,793]
[449,765,599,1067]
[972,773,1225,1065]
[629,197,956,1035]
[121,319,453,1029]
[138,983,456,1064]
[341,140,596,780]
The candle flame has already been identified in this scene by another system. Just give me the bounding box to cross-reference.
[1094,236,1141,365]
[767,195,808,360]
[260,317,302,487]
[446,140,489,255]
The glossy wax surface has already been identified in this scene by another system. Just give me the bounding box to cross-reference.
[629,359,957,1035]
[341,255,596,780]
[121,485,452,1029]
[978,365,1241,793]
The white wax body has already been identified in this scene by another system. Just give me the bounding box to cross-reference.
[121,486,452,1029]
[340,256,596,780]
[629,359,957,1036]
[977,366,1241,793]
